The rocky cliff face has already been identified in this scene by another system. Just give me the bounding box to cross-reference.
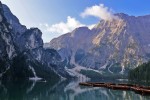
[49,13,150,75]
[0,2,70,82]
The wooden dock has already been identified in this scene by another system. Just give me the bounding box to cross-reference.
[79,82,150,95]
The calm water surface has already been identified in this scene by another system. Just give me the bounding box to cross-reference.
[0,79,150,100]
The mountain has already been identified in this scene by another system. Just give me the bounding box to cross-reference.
[0,2,71,82]
[48,13,150,77]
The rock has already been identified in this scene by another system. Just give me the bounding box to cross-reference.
[49,13,150,75]
[0,1,71,82]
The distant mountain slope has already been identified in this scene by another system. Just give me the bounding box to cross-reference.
[49,13,150,76]
[0,2,70,82]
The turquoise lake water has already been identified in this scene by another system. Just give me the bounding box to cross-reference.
[0,79,150,100]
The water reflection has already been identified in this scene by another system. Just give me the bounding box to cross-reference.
[0,80,150,100]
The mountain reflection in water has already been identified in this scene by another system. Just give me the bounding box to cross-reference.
[0,80,150,100]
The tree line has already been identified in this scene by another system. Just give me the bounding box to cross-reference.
[128,61,150,81]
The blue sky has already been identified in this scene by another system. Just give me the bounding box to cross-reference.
[1,0,150,42]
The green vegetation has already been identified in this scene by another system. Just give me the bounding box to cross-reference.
[2,54,33,81]
[30,61,60,82]
[128,61,150,81]
[80,70,102,79]
[2,53,60,82]
[80,69,127,80]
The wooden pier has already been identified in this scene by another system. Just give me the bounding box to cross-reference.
[79,82,150,95]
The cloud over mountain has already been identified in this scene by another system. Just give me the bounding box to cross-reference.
[40,16,85,35]
[39,16,96,41]
[81,4,118,21]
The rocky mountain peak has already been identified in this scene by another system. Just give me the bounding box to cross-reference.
[2,4,26,35]
[49,12,150,75]
[21,28,43,50]
[70,27,91,37]
[115,13,132,19]
[0,1,71,82]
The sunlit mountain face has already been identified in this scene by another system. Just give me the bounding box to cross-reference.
[47,13,150,79]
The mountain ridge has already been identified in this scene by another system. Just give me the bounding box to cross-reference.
[0,1,71,82]
[48,12,150,76]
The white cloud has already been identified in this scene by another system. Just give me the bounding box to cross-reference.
[38,4,118,42]
[81,4,118,21]
[39,16,96,42]
[40,16,85,35]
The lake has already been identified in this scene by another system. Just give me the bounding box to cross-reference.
[0,79,150,100]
